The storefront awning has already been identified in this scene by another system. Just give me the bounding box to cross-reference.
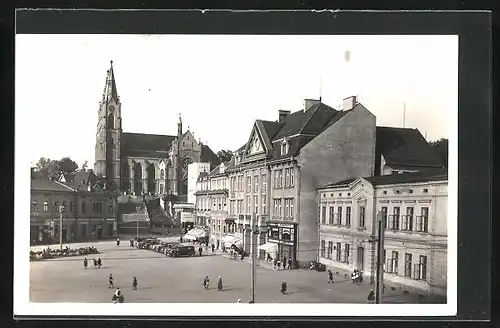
[257,243,278,253]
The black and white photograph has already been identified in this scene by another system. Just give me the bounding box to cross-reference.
[14,12,467,318]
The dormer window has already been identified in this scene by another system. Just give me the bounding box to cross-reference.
[281,138,289,156]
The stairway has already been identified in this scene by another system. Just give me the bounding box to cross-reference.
[145,198,174,228]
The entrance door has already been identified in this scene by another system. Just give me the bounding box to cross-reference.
[97,225,102,239]
[357,247,364,270]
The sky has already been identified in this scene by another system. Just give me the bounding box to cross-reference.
[16,34,457,168]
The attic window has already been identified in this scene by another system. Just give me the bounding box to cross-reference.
[409,189,413,194]
[383,190,387,195]
[423,188,428,193]
[339,193,342,196]
[281,138,289,155]
[330,193,333,197]
[347,193,351,196]
[394,190,400,194]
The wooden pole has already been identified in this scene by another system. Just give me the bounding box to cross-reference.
[375,212,386,304]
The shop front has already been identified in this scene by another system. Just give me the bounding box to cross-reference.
[267,222,298,266]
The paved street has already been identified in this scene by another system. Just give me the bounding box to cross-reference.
[30,241,424,303]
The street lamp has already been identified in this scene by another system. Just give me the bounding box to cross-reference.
[136,206,141,240]
[58,204,65,251]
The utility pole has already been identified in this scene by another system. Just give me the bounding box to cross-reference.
[59,205,64,251]
[250,212,257,303]
[375,211,386,304]
[136,206,141,240]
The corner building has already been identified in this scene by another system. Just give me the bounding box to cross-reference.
[226,97,376,266]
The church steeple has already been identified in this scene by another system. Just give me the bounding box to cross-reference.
[102,60,120,104]
[177,113,183,137]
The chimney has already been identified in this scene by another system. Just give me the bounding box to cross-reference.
[304,98,321,111]
[278,110,291,122]
[342,96,358,111]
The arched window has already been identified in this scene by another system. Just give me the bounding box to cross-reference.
[107,113,115,129]
[160,169,165,180]
[135,163,142,179]
[148,164,155,180]
[122,161,130,178]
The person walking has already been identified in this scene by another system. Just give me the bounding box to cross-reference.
[108,274,114,289]
[273,258,278,270]
[93,258,97,269]
[367,289,375,303]
[283,256,287,270]
[203,276,210,290]
[132,277,138,290]
[83,258,88,269]
[281,280,287,295]
[116,238,120,246]
[97,257,102,269]
[288,258,293,270]
[211,244,215,253]
[217,276,223,291]
[328,270,334,283]
[198,247,203,257]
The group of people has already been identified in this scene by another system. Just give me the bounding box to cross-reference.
[83,257,103,269]
[202,275,223,291]
[273,256,293,271]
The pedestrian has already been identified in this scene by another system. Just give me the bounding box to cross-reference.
[283,256,287,270]
[217,276,223,291]
[132,277,138,290]
[93,258,97,269]
[288,258,292,270]
[108,274,114,289]
[83,258,88,269]
[273,258,278,270]
[203,276,210,290]
[97,257,102,269]
[328,270,334,283]
[211,244,215,253]
[116,238,120,246]
[281,280,287,295]
[198,247,203,257]
[367,289,375,303]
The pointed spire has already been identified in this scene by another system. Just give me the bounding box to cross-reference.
[177,113,183,137]
[103,60,119,103]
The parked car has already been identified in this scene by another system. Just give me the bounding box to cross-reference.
[169,244,195,258]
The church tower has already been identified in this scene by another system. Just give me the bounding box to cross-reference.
[94,60,122,189]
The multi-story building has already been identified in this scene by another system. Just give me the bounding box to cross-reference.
[317,169,448,299]
[30,169,118,245]
[226,97,377,266]
[187,162,211,205]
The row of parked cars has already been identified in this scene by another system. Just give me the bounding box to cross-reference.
[132,237,195,258]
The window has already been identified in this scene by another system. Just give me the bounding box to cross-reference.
[417,255,428,280]
[290,168,294,187]
[381,206,388,227]
[402,207,414,231]
[327,241,333,259]
[254,195,258,214]
[383,190,387,195]
[322,206,327,224]
[281,142,288,155]
[338,207,343,225]
[254,176,259,193]
[423,188,428,193]
[108,203,113,213]
[388,207,400,230]
[336,242,342,261]
[53,201,59,212]
[247,196,251,214]
[329,206,334,224]
[346,206,351,226]
[284,199,289,218]
[359,206,366,227]
[404,253,413,277]
[274,170,279,188]
[62,201,67,212]
[289,198,294,218]
[278,199,282,217]
[81,202,86,214]
[160,169,165,179]
[31,201,37,213]
[386,251,399,274]
[320,240,325,258]
[261,196,266,214]
[344,244,350,263]
[262,174,267,193]
[70,201,74,213]
[416,207,429,232]
[160,184,164,194]
[279,170,283,188]
[43,201,49,212]
[247,177,252,193]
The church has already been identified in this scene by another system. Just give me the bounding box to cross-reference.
[94,61,220,197]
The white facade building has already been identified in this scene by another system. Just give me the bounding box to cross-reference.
[187,162,211,205]
[318,170,448,300]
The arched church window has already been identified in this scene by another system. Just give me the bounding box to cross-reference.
[135,163,142,179]
[160,169,165,180]
[122,162,130,178]
[107,113,115,129]
[148,164,155,180]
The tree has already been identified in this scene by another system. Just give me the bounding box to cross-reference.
[58,157,79,176]
[217,149,234,163]
[35,156,79,179]
[428,138,448,168]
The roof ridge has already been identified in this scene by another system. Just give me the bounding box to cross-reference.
[52,179,77,192]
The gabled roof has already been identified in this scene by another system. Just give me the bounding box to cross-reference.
[200,144,221,169]
[121,132,176,157]
[376,127,443,167]
[208,160,231,178]
[320,168,448,189]
[31,175,76,193]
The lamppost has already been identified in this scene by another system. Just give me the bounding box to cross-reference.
[59,204,65,251]
[136,206,141,240]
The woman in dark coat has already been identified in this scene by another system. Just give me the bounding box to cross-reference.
[281,280,287,294]
[217,276,223,291]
